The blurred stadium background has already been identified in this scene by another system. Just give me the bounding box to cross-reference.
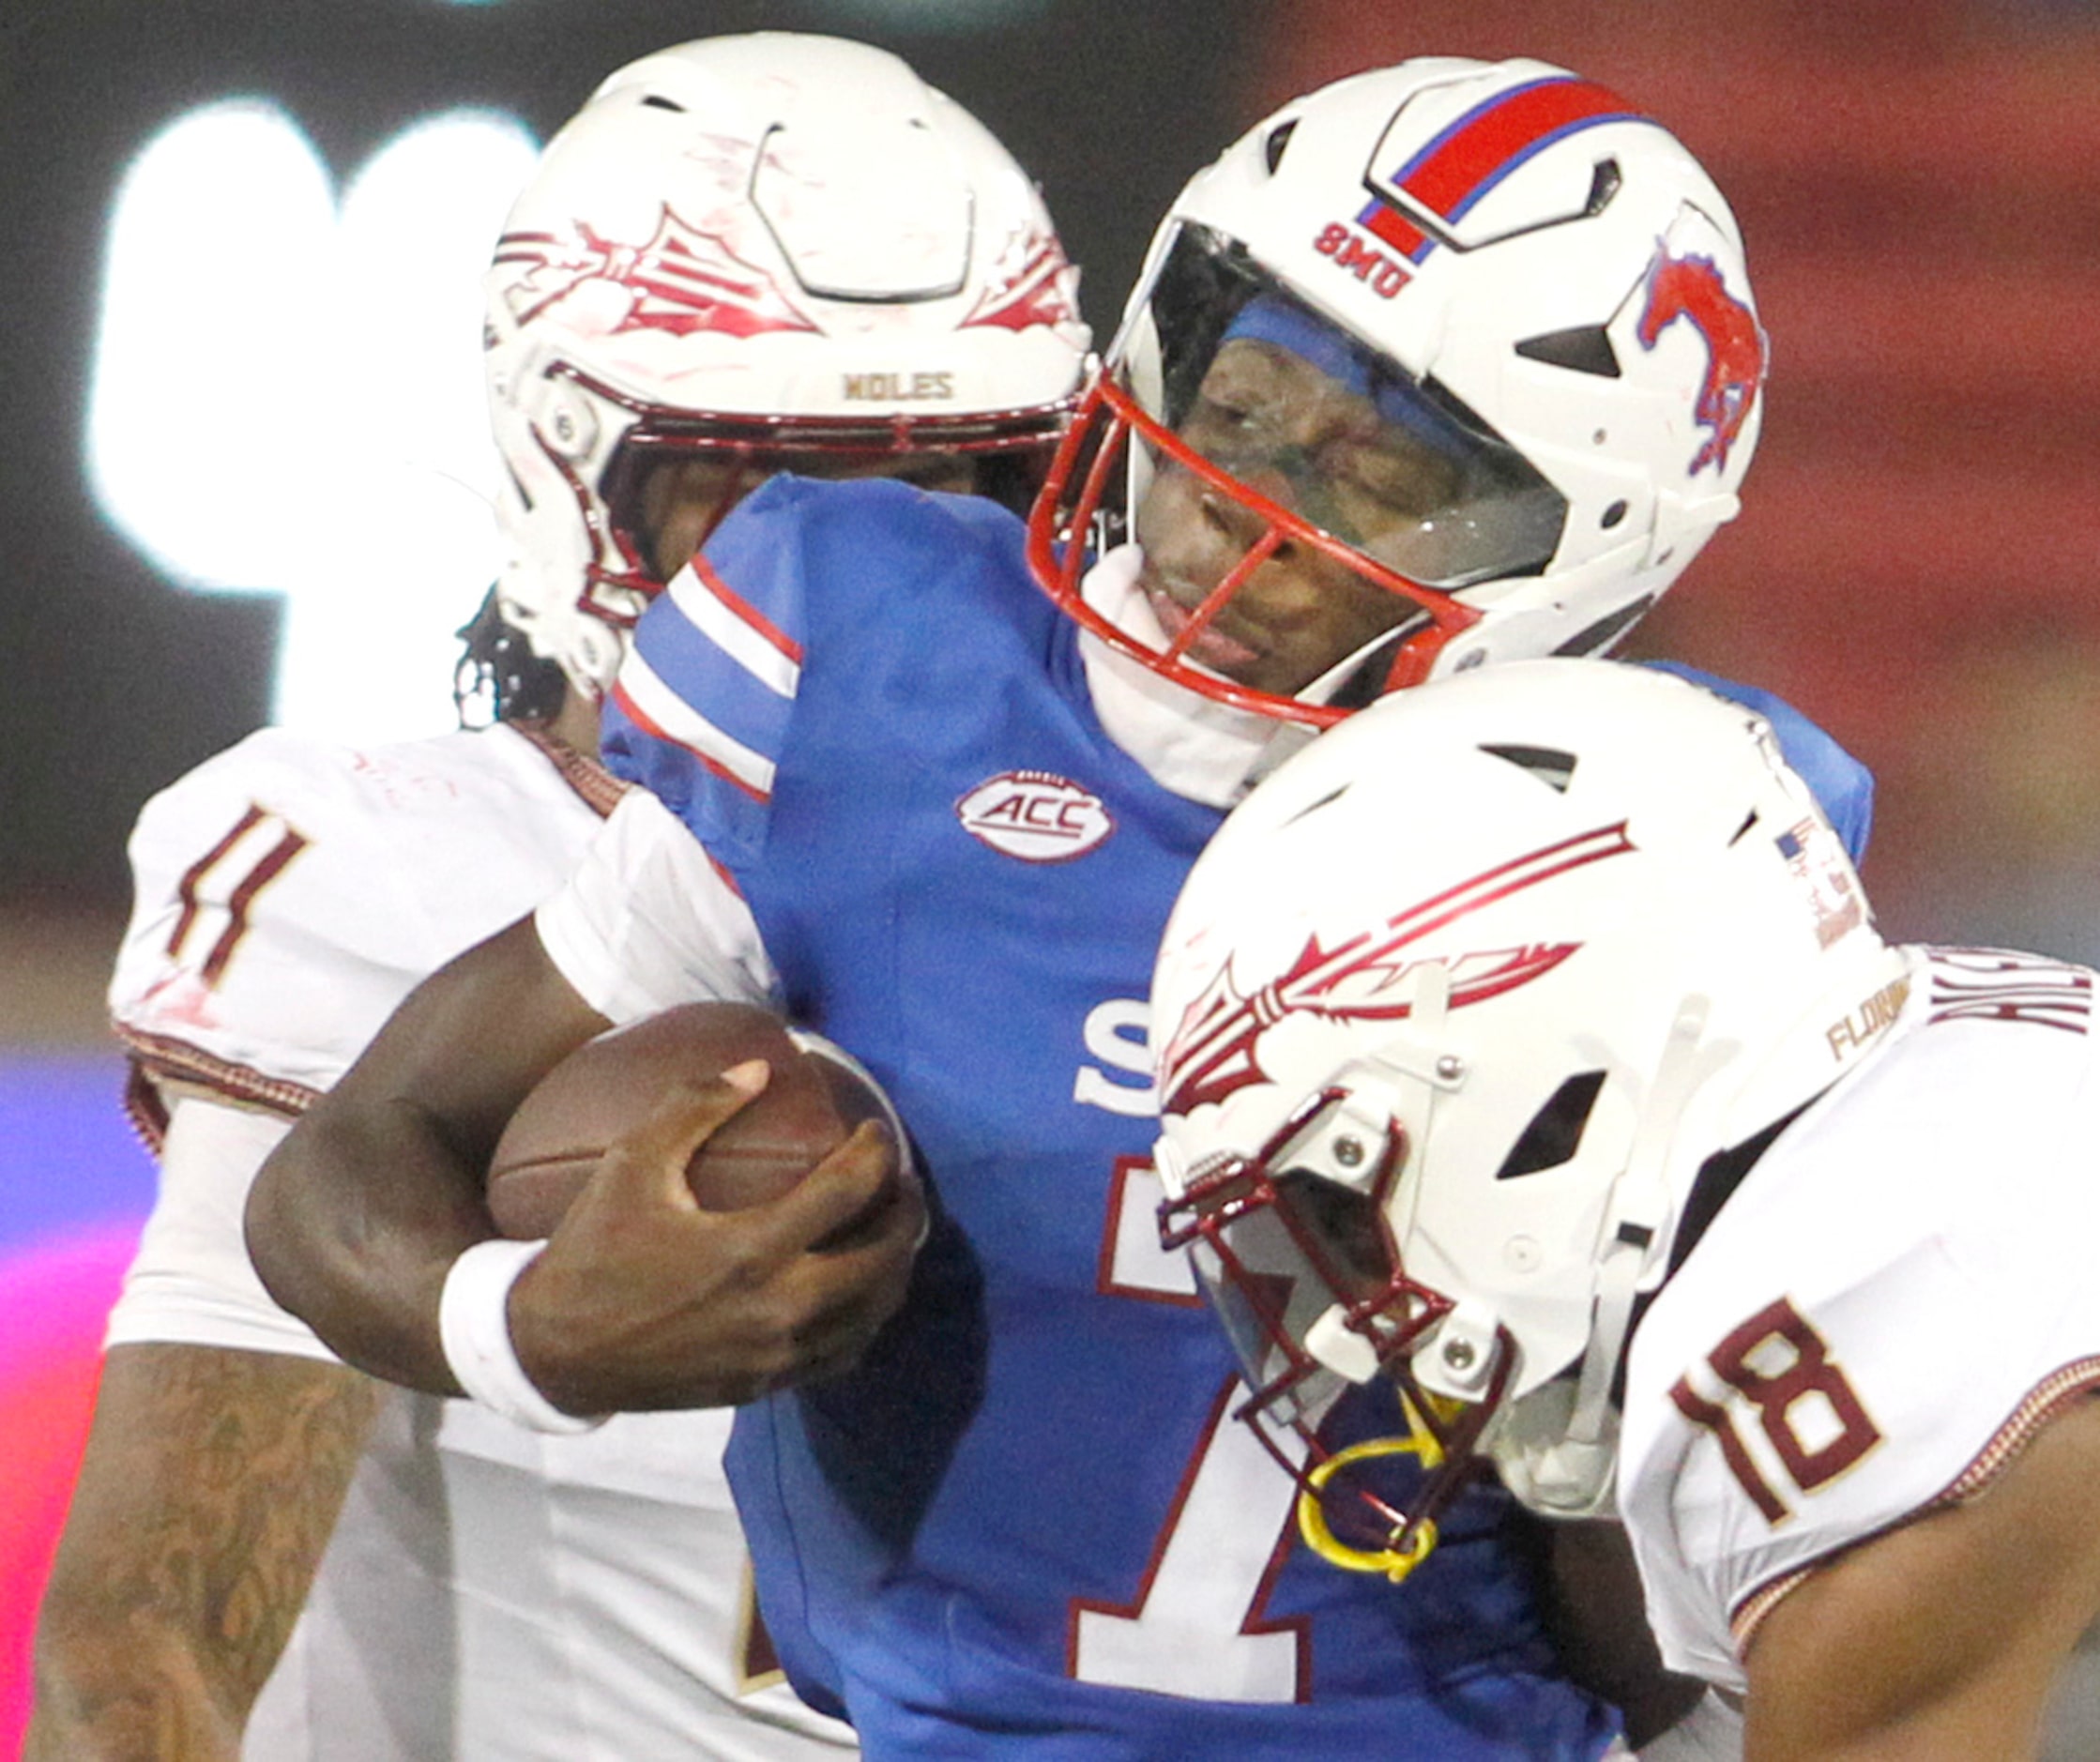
[5,0,2098,1750]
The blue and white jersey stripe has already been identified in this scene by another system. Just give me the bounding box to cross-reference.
[611,642,778,805]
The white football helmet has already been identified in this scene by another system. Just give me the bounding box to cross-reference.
[1031,57,1764,727]
[1150,661,1911,1577]
[479,32,1090,707]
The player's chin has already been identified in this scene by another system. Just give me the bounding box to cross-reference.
[1184,612,1327,697]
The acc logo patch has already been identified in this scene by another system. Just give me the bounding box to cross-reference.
[956,770,1115,863]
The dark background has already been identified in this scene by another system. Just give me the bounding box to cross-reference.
[7,0,2100,953]
[1,0,1261,908]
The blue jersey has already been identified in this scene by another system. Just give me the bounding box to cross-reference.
[602,476,1868,1759]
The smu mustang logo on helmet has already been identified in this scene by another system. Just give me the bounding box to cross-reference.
[496,207,817,340]
[1636,249,1766,475]
[1161,823,1636,1117]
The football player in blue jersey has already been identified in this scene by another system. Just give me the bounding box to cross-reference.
[248,56,1866,1759]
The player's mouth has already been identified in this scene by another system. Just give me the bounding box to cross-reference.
[1144,580,1265,676]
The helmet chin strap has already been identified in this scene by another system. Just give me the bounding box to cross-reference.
[1522,994,1715,1516]
[1364,959,1453,1243]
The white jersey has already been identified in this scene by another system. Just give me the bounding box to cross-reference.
[1618,945,2100,1693]
[106,721,857,1759]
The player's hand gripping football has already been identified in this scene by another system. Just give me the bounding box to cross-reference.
[508,1061,924,1414]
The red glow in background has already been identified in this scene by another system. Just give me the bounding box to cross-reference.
[0,1059,157,1753]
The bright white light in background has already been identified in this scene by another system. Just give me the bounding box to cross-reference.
[88,102,338,594]
[87,102,540,743]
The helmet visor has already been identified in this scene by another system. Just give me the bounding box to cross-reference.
[1135,224,1566,593]
[1089,226,1568,705]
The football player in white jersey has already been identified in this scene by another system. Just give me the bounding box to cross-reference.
[26,34,1088,1760]
[1149,658,2100,1760]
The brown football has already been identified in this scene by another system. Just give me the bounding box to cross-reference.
[484,1001,894,1240]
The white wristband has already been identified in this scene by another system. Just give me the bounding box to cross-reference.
[437,1238,607,1435]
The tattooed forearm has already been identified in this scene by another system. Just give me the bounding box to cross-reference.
[27,1342,380,1760]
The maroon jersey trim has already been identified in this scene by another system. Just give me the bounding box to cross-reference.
[1727,1356,2100,1652]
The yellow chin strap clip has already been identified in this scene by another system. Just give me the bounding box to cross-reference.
[1295,1393,1451,1585]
